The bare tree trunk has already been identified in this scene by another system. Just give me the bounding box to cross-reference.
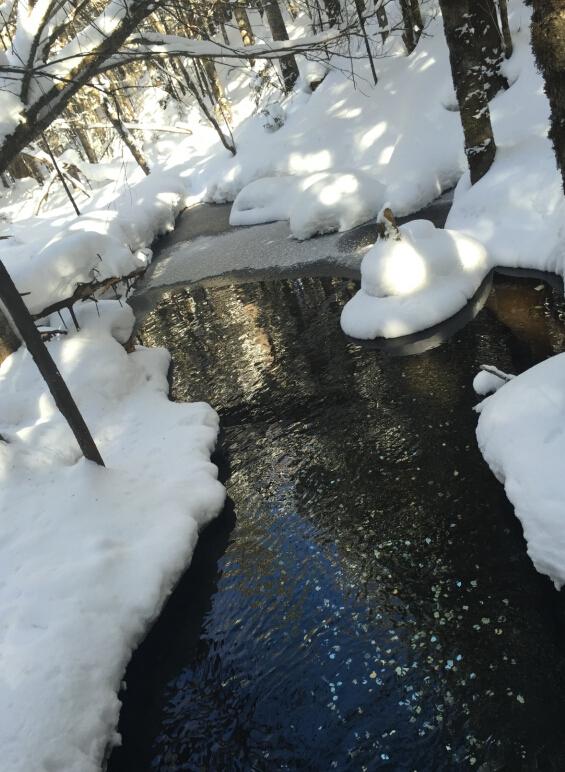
[376,1,389,43]
[263,0,299,91]
[399,0,420,53]
[498,0,513,58]
[102,97,150,175]
[184,72,237,156]
[439,0,496,184]
[531,0,565,193]
[0,261,104,465]
[234,1,256,47]
[472,0,508,99]
[322,0,341,26]
[202,58,225,104]
[354,0,378,84]
[0,303,20,365]
[66,102,98,164]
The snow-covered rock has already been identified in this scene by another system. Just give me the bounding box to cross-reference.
[341,220,490,339]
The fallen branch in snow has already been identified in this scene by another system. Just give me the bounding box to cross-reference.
[479,364,514,382]
[32,267,145,323]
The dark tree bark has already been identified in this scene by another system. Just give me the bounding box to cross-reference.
[376,1,389,43]
[322,0,341,26]
[0,261,104,465]
[472,0,508,98]
[439,0,497,184]
[399,0,422,53]
[498,0,513,58]
[263,0,299,91]
[531,0,565,193]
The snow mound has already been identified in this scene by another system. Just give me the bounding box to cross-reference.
[473,367,514,396]
[229,175,299,226]
[340,220,490,339]
[476,353,565,589]
[289,172,386,240]
[230,171,385,239]
[0,300,225,772]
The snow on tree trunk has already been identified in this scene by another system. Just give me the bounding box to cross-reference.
[472,0,508,99]
[439,0,497,184]
[263,0,299,91]
[498,0,513,58]
[531,0,565,194]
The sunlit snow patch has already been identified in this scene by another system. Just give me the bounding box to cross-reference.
[229,171,386,239]
[476,354,565,589]
[340,220,490,339]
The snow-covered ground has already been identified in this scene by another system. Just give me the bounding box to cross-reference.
[2,0,565,769]
[0,302,225,772]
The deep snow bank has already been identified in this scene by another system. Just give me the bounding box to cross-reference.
[2,171,186,315]
[230,171,386,239]
[0,301,225,772]
[475,355,565,589]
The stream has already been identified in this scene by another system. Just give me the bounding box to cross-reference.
[107,213,565,771]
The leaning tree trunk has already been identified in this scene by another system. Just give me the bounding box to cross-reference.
[472,0,508,99]
[376,0,389,43]
[439,0,497,184]
[0,303,20,365]
[102,97,150,175]
[263,0,299,91]
[531,0,565,193]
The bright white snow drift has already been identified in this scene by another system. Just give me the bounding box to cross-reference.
[340,220,489,339]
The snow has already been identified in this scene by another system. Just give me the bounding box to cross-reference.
[475,354,565,589]
[340,220,489,339]
[1,171,186,315]
[3,0,565,766]
[229,171,385,238]
[0,300,225,772]
[473,369,511,396]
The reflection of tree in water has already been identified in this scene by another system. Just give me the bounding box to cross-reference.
[137,275,565,771]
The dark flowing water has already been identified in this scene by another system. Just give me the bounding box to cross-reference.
[109,274,565,772]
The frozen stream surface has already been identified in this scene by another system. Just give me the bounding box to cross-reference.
[108,207,565,772]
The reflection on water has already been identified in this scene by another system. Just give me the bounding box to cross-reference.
[110,274,565,772]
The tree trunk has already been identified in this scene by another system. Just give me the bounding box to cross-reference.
[102,97,150,175]
[376,1,389,43]
[0,302,20,365]
[439,0,497,184]
[498,0,513,58]
[0,261,104,465]
[472,0,508,99]
[322,0,341,26]
[399,0,421,53]
[263,0,299,91]
[202,58,225,105]
[234,1,256,47]
[531,0,565,193]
